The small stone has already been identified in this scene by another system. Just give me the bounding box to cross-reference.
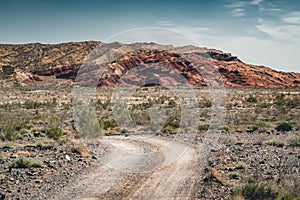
[65,155,71,161]
[33,131,41,137]
[35,180,42,184]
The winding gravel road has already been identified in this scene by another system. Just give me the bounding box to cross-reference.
[52,134,202,200]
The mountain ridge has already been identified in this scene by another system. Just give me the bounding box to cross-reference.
[0,41,299,88]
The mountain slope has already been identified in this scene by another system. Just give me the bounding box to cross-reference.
[0,41,299,88]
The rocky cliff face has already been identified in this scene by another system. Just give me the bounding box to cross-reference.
[0,41,299,88]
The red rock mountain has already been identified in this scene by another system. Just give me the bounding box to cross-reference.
[0,41,299,88]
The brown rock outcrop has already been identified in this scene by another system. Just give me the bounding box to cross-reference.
[1,41,300,88]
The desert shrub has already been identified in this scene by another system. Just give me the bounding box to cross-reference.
[198,124,210,132]
[277,193,300,200]
[99,118,118,130]
[222,126,230,132]
[35,140,55,150]
[9,156,44,168]
[0,142,15,149]
[265,140,285,147]
[161,116,180,134]
[45,111,64,140]
[130,111,151,126]
[167,99,177,108]
[266,170,275,176]
[95,99,111,110]
[276,122,293,132]
[22,100,44,109]
[46,126,64,140]
[231,183,278,200]
[73,102,103,138]
[236,161,247,169]
[0,122,19,141]
[229,172,239,179]
[247,125,259,133]
[245,95,258,103]
[289,136,300,147]
[22,98,58,109]
[199,98,212,108]
[274,94,286,107]
[285,98,300,108]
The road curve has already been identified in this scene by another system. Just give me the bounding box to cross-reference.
[52,135,201,200]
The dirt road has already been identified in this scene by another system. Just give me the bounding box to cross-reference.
[52,134,202,200]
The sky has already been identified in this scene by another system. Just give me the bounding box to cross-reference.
[0,0,300,72]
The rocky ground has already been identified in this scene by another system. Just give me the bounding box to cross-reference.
[0,138,109,200]
[0,86,299,199]
[0,132,299,200]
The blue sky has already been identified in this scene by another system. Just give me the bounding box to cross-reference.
[0,0,300,72]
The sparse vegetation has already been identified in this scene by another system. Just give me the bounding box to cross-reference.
[245,95,258,103]
[0,84,300,199]
[231,183,278,200]
[276,122,293,132]
[236,161,247,169]
[45,111,64,140]
[265,140,285,147]
[289,136,300,147]
[9,156,44,168]
[199,98,212,108]
[198,124,210,132]
[229,172,240,179]
[231,182,300,200]
[35,140,55,150]
[99,118,118,131]
[46,126,64,140]
[0,121,19,141]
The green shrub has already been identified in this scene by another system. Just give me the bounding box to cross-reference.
[289,136,300,147]
[275,94,286,107]
[73,106,103,138]
[35,140,55,150]
[99,118,118,130]
[265,140,285,147]
[95,99,111,110]
[46,126,64,140]
[161,116,180,134]
[22,100,43,109]
[277,193,300,200]
[236,161,247,169]
[0,122,19,141]
[276,122,293,132]
[167,99,177,108]
[245,95,258,103]
[198,124,210,132]
[9,156,44,168]
[199,98,212,108]
[232,183,278,200]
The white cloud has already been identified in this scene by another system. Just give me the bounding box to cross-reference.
[249,0,263,5]
[232,8,245,17]
[282,12,300,24]
[219,36,300,72]
[256,19,300,41]
[156,20,176,27]
[225,0,263,18]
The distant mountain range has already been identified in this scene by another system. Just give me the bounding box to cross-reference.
[0,41,299,88]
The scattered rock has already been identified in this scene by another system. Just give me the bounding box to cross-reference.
[65,155,70,161]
